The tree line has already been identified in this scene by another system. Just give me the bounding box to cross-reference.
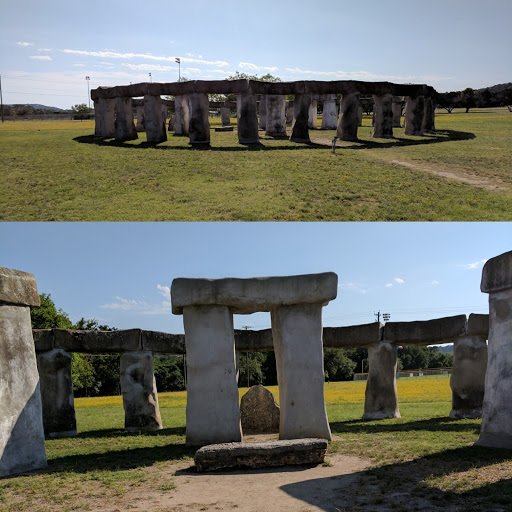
[436,84,512,113]
[31,294,453,397]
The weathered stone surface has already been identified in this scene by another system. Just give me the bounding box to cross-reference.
[171,272,338,315]
[308,100,318,129]
[168,114,175,131]
[183,305,241,445]
[384,315,467,345]
[272,304,331,440]
[53,328,141,353]
[337,92,360,141]
[363,342,400,420]
[290,93,311,143]
[404,95,424,136]
[285,100,294,125]
[120,351,162,431]
[422,97,435,133]
[220,107,231,126]
[37,349,77,437]
[323,322,381,348]
[265,95,287,137]
[33,329,54,351]
[97,97,115,138]
[449,335,487,419]
[141,330,185,353]
[481,250,512,293]
[321,96,338,129]
[194,438,328,472]
[240,385,280,434]
[143,95,167,143]
[237,93,259,144]
[114,97,137,141]
[392,97,403,127]
[0,267,40,306]
[234,328,274,352]
[174,95,189,136]
[467,313,489,336]
[372,93,394,138]
[258,96,267,130]
[187,93,210,144]
[1,296,47,477]
[135,105,145,132]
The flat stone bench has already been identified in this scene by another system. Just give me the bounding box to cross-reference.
[194,438,328,472]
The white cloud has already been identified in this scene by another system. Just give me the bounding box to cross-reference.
[38,48,52,52]
[459,259,487,270]
[30,55,52,61]
[17,41,33,47]
[385,283,393,288]
[432,280,440,285]
[394,278,405,284]
[100,285,172,316]
[100,296,149,311]
[238,62,279,73]
[73,64,86,67]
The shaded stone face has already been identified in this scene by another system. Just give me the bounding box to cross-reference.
[114,97,138,142]
[240,385,280,434]
[372,93,394,139]
[187,93,210,144]
[265,95,287,137]
[237,93,259,144]
[143,95,167,144]
[337,92,360,141]
[290,93,311,143]
[404,95,425,136]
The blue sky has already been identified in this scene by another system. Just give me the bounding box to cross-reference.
[1,0,511,109]
[1,222,509,333]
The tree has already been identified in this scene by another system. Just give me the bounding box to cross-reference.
[461,88,475,113]
[324,349,357,381]
[154,355,185,391]
[71,103,92,120]
[30,293,73,329]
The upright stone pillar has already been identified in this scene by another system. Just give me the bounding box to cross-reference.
[422,96,435,134]
[392,97,403,127]
[237,92,259,144]
[187,93,210,144]
[290,93,311,143]
[308,100,318,129]
[265,95,287,137]
[183,305,241,445]
[37,348,77,437]
[404,95,425,136]
[372,93,394,138]
[337,92,360,141]
[174,95,189,136]
[120,351,163,431]
[258,96,267,130]
[143,95,167,143]
[363,342,400,420]
[135,105,145,132]
[271,304,331,441]
[93,100,101,136]
[97,97,115,138]
[114,97,138,142]
[358,105,363,127]
[168,114,175,132]
[220,107,231,126]
[476,251,512,449]
[0,267,47,477]
[321,96,338,129]
[285,100,294,126]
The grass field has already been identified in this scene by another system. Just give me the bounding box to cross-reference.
[1,109,511,221]
[1,376,511,511]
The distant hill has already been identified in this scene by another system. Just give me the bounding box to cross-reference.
[476,83,512,93]
[437,345,453,354]
[7,103,64,112]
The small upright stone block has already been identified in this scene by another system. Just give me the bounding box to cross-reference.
[240,385,280,434]
[114,97,138,142]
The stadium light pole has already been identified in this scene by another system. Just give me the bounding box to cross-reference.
[149,72,152,83]
[85,76,90,110]
[175,57,181,82]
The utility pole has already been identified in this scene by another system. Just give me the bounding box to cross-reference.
[175,57,181,82]
[0,74,4,123]
[374,311,391,323]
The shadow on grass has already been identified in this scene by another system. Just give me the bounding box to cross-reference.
[73,128,475,152]
[71,425,186,439]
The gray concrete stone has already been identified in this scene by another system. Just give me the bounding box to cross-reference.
[143,95,167,143]
[33,329,54,352]
[171,272,338,315]
[467,313,489,336]
[404,95,424,136]
[285,100,294,126]
[358,105,363,127]
[183,305,242,446]
[37,349,77,437]
[194,438,328,472]
[187,93,210,144]
[0,268,47,478]
[97,97,115,138]
[220,107,231,126]
[135,105,145,132]
[237,93,259,144]
[363,342,400,420]
[174,95,189,136]
[258,96,267,130]
[290,93,311,143]
[234,328,274,352]
[114,96,138,142]
[323,322,381,348]
[476,251,512,449]
[240,385,280,434]
[372,93,394,138]
[53,328,141,353]
[93,100,100,136]
[392,97,403,127]
[337,92,360,141]
[308,100,318,129]
[449,335,487,419]
[265,95,287,137]
[272,304,331,441]
[167,114,175,131]
[141,330,185,354]
[422,97,435,133]
[120,351,163,431]
[321,96,338,129]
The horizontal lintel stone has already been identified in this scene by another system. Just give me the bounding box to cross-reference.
[467,313,489,336]
[0,267,40,306]
[53,328,142,352]
[141,330,185,353]
[481,250,512,293]
[33,329,54,351]
[234,329,274,352]
[171,272,338,314]
[384,315,467,345]
[322,322,382,348]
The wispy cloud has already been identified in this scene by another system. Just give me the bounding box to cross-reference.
[394,278,405,284]
[17,41,33,47]
[73,63,86,67]
[38,48,52,52]
[100,296,149,311]
[459,259,487,270]
[99,284,172,316]
[432,280,440,285]
[30,55,52,61]
[238,62,279,73]
[385,283,393,288]
[338,282,368,294]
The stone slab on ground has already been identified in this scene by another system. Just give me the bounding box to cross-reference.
[214,126,234,131]
[194,438,327,472]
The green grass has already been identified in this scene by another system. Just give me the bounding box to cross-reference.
[1,377,511,511]
[1,108,511,220]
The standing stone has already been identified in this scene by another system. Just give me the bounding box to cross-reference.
[237,93,259,144]
[422,96,435,133]
[114,97,138,142]
[363,342,400,420]
[183,305,242,445]
[372,93,394,138]
[174,95,189,136]
[187,93,210,144]
[321,95,338,130]
[143,95,167,143]
[450,335,487,419]
[120,351,163,431]
[476,251,512,449]
[271,303,331,441]
[285,100,294,126]
[258,96,267,130]
[308,100,318,129]
[290,93,311,143]
[168,114,175,131]
[240,384,280,434]
[265,95,287,137]
[97,97,115,138]
[404,95,425,136]
[220,107,231,126]
[135,105,145,132]
[392,97,403,127]
[337,92,360,141]
[0,267,47,477]
[93,100,101,136]
[37,349,77,437]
